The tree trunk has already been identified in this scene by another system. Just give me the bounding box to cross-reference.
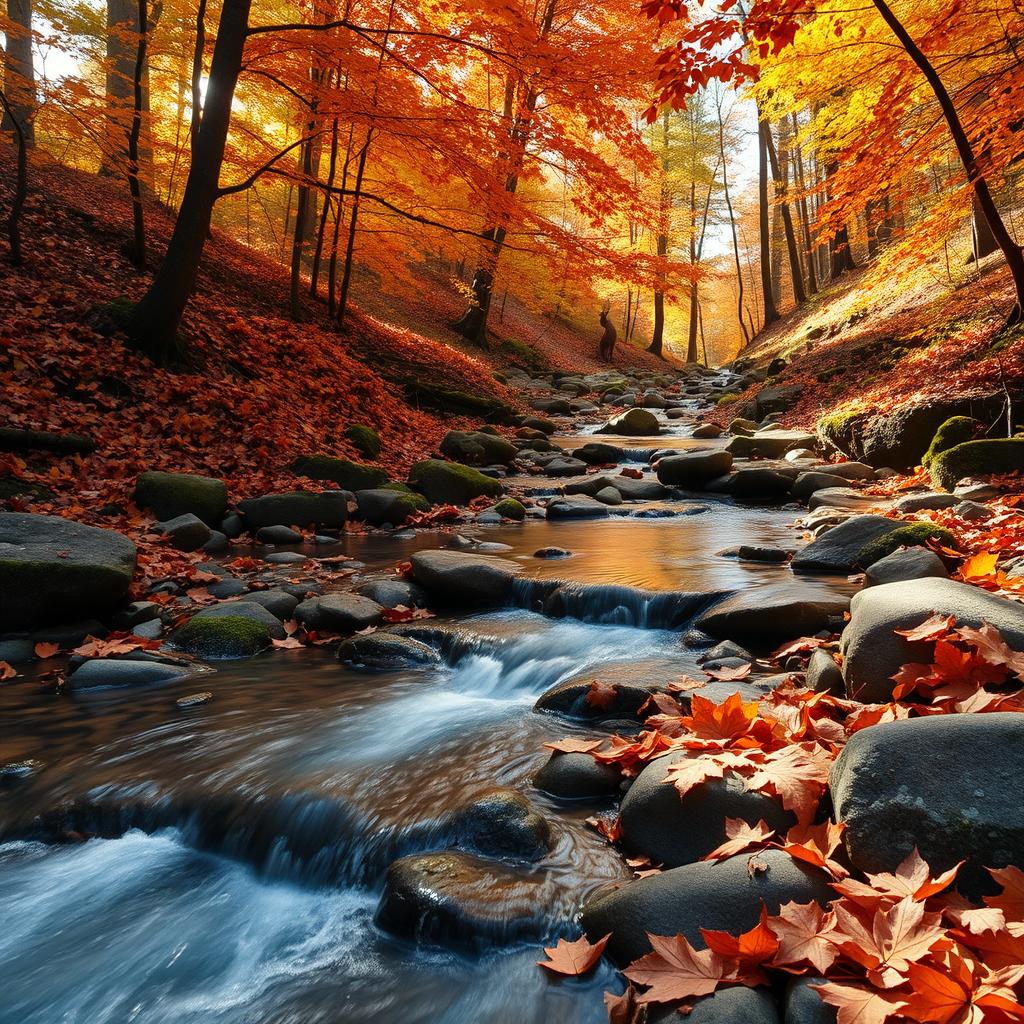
[310,112,339,296]
[125,0,148,267]
[790,112,818,295]
[190,0,206,146]
[871,0,1024,321]
[0,88,27,263]
[126,0,253,362]
[765,117,806,304]
[718,103,749,349]
[649,108,670,358]
[2,0,35,146]
[970,192,998,263]
[336,129,371,325]
[685,179,699,363]
[757,117,779,329]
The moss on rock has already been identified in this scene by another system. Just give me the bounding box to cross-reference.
[930,438,1024,491]
[344,424,381,460]
[290,455,387,491]
[134,470,228,526]
[857,523,956,568]
[173,615,271,659]
[408,459,503,505]
[494,498,526,521]
[922,417,984,469]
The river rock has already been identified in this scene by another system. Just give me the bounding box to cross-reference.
[620,754,794,868]
[522,416,556,435]
[790,515,904,574]
[534,547,571,559]
[841,577,1024,702]
[573,442,626,464]
[862,546,948,587]
[594,486,623,505]
[546,495,609,519]
[582,849,833,965]
[721,468,793,500]
[239,491,347,531]
[656,450,733,487]
[531,398,572,415]
[173,613,272,658]
[194,600,287,639]
[133,470,228,526]
[295,593,383,633]
[153,513,212,552]
[807,487,882,512]
[0,513,137,630]
[409,549,521,605]
[440,430,518,466]
[831,714,1024,895]
[596,408,660,436]
[408,460,503,505]
[894,492,959,513]
[239,589,299,620]
[534,678,663,720]
[290,456,387,491]
[695,593,849,644]
[533,751,622,799]
[931,438,1024,491]
[336,632,440,670]
[256,524,303,544]
[727,430,817,459]
[355,488,428,526]
[356,578,426,608]
[67,658,195,692]
[785,977,836,1024]
[804,648,844,695]
[692,423,724,439]
[650,987,781,1024]
[444,789,551,861]
[792,472,854,501]
[375,852,556,950]
[544,457,588,477]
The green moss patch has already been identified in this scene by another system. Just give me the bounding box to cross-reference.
[494,498,526,521]
[173,615,270,659]
[408,459,503,505]
[291,455,387,491]
[344,424,381,460]
[922,417,984,469]
[930,438,1024,491]
[857,523,956,568]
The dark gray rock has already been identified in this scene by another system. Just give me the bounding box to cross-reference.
[573,442,626,465]
[792,472,854,500]
[804,648,844,695]
[355,488,428,526]
[650,987,781,1024]
[239,491,347,531]
[409,549,521,605]
[737,545,790,563]
[534,547,571,559]
[0,638,36,664]
[0,513,136,630]
[336,632,440,670]
[582,849,833,965]
[533,751,622,799]
[440,430,518,466]
[544,457,588,477]
[256,525,303,544]
[692,423,724,439]
[408,460,503,505]
[295,593,384,634]
[831,714,1024,896]
[894,492,959,513]
[154,513,211,552]
[68,658,194,692]
[262,551,309,565]
[807,487,882,512]
[546,495,610,519]
[241,589,299,620]
[594,486,623,505]
[699,640,755,664]
[444,789,551,861]
[32,619,107,647]
[695,593,849,644]
[194,600,287,639]
[111,600,161,629]
[133,470,227,526]
[657,450,734,487]
[221,513,244,538]
[785,977,836,1024]
[841,578,1024,702]
[723,468,793,500]
[620,754,794,868]
[375,852,556,950]
[863,546,948,587]
[727,431,817,459]
[791,515,904,574]
[356,578,426,608]
[954,500,992,521]
[201,530,228,553]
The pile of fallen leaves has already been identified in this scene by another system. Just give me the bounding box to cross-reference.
[538,615,1024,1021]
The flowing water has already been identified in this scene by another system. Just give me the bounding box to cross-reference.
[0,411,849,1024]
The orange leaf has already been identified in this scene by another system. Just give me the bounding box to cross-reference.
[894,613,957,643]
[701,818,776,861]
[623,932,726,1005]
[0,660,16,681]
[537,933,610,976]
[810,982,904,1024]
[543,738,604,754]
[33,641,61,659]
[767,901,837,974]
[961,551,999,581]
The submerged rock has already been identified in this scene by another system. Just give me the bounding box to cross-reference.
[336,632,440,670]
[533,751,622,799]
[444,789,551,861]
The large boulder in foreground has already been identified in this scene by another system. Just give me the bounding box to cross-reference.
[695,592,849,644]
[831,714,1024,895]
[656,450,733,487]
[408,460,503,505]
[583,849,832,965]
[930,438,1024,491]
[841,577,1024,702]
[0,513,136,630]
[133,470,227,526]
[238,490,347,530]
[790,514,903,574]
[595,408,660,436]
[409,549,521,605]
[375,852,556,950]
[620,754,794,868]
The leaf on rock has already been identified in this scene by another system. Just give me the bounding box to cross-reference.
[623,933,726,1005]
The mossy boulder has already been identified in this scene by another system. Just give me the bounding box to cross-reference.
[857,522,956,568]
[356,488,430,526]
[344,424,381,460]
[0,513,137,630]
[922,416,985,469]
[238,490,347,530]
[403,381,514,422]
[930,438,1024,491]
[816,406,866,458]
[172,615,271,659]
[133,470,228,526]
[439,430,518,466]
[408,460,503,505]
[290,455,387,491]
[493,498,526,521]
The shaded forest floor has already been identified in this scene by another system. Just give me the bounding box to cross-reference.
[0,146,669,521]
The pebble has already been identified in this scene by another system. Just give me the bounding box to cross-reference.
[176,692,213,709]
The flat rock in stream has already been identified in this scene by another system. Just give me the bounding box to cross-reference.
[545,495,609,519]
[375,851,557,950]
[583,848,833,965]
[409,549,522,605]
[694,592,850,644]
[619,754,795,868]
[595,408,660,436]
[656,450,733,487]
[68,658,196,692]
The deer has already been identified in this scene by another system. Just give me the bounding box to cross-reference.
[598,304,617,363]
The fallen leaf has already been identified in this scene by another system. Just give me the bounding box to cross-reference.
[537,933,611,976]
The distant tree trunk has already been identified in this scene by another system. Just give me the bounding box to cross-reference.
[0,88,27,263]
[790,112,818,295]
[310,113,339,296]
[757,117,779,329]
[686,179,699,363]
[125,0,148,267]
[765,118,806,305]
[126,0,253,362]
[327,122,354,315]
[718,103,749,349]
[336,128,370,325]
[649,108,670,358]
[969,192,998,262]
[871,0,1024,323]
[2,0,35,146]
[190,0,206,145]
[770,201,784,304]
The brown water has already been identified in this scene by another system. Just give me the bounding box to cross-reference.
[0,431,848,1024]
